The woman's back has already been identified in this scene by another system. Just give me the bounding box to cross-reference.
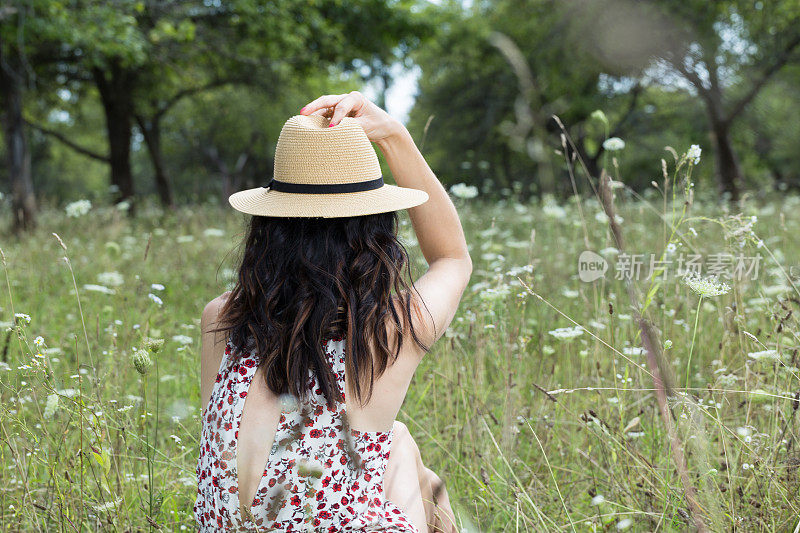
[194,333,419,531]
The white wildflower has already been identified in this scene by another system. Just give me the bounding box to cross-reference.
[595,211,624,224]
[92,497,122,512]
[562,288,579,299]
[616,518,632,530]
[171,334,193,345]
[747,349,780,361]
[602,137,625,151]
[686,144,702,164]
[148,293,163,306]
[542,204,567,219]
[65,199,92,218]
[97,271,124,287]
[683,273,730,298]
[591,494,605,506]
[297,458,324,479]
[151,283,165,291]
[43,393,58,419]
[479,286,511,302]
[83,284,115,295]
[33,336,45,347]
[203,228,225,238]
[548,326,584,340]
[622,346,645,356]
[599,247,619,256]
[505,264,534,276]
[14,313,31,324]
[449,183,479,199]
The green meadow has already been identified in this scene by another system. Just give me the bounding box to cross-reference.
[2,149,800,531]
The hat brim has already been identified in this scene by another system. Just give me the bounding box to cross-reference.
[228,184,429,218]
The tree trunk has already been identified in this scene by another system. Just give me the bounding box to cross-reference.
[93,62,136,215]
[710,119,741,202]
[137,115,174,208]
[0,42,36,233]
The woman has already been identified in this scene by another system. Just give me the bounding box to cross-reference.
[194,91,472,531]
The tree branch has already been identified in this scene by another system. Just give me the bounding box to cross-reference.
[153,78,235,120]
[25,119,109,162]
[672,58,710,98]
[726,33,800,122]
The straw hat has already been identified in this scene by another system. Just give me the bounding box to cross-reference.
[228,114,429,218]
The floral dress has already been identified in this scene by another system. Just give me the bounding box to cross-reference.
[194,334,419,532]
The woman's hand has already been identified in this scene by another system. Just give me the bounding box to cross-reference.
[298,91,404,144]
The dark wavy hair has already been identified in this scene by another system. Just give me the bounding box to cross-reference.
[209,212,431,408]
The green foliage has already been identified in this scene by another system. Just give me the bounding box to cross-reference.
[3,0,429,204]
[408,0,800,198]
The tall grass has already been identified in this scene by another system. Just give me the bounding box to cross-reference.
[1,154,800,531]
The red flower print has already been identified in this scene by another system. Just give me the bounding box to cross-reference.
[193,335,414,530]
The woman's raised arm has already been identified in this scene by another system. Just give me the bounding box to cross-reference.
[375,120,473,352]
[300,92,472,354]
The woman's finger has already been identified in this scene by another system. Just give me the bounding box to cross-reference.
[299,94,347,116]
[327,94,357,127]
[329,92,366,127]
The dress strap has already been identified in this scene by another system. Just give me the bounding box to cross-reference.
[217,336,233,375]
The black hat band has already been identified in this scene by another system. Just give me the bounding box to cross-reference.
[265,176,384,194]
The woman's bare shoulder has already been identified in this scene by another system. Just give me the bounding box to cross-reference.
[202,290,232,329]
